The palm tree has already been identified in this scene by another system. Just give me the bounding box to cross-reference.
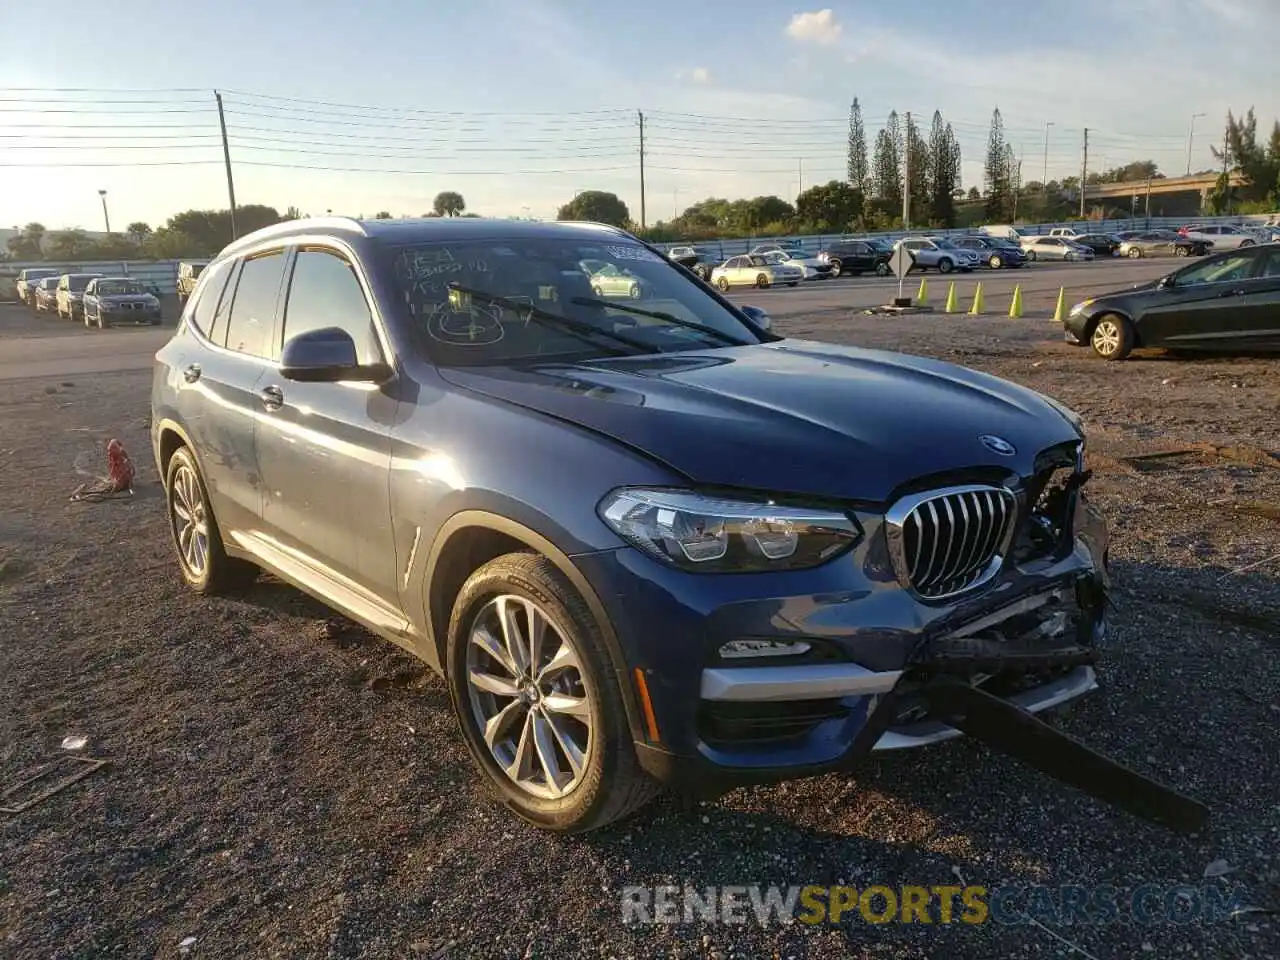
[127,222,152,246]
[432,191,466,217]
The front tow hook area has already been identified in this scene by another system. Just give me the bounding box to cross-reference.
[923,678,1209,834]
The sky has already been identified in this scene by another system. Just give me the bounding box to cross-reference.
[2,0,1278,233]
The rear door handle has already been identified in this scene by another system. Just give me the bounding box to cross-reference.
[182,363,201,383]
[260,385,284,411]
[1217,288,1245,298]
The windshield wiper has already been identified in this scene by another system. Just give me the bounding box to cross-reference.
[445,284,656,356]
[568,297,747,346]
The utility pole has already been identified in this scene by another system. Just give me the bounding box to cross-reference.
[1186,113,1205,176]
[1013,155,1023,220]
[1079,128,1089,218]
[637,110,647,229]
[798,158,804,196]
[97,189,111,234]
[1145,175,1152,219]
[902,111,911,230]
[215,91,238,240]
[1220,125,1231,215]
[1042,121,1053,191]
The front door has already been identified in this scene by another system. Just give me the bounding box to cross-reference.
[1138,250,1260,348]
[253,245,400,610]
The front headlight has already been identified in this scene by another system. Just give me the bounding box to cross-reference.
[598,487,861,572]
[1069,298,1094,316]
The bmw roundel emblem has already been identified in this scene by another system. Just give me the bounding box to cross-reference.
[979,434,1016,456]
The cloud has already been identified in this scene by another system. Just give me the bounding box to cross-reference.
[675,66,713,84]
[785,9,843,45]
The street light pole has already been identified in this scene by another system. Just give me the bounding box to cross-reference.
[1042,121,1053,189]
[98,189,111,234]
[1186,113,1205,176]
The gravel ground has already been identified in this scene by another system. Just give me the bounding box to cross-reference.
[1,308,1278,959]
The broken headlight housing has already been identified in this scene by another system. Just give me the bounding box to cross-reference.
[598,487,861,573]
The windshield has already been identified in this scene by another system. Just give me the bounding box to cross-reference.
[385,237,761,366]
[932,238,957,249]
[95,280,148,296]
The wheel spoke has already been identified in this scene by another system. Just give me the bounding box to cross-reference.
[471,624,517,676]
[536,640,581,684]
[468,669,520,698]
[542,690,590,719]
[530,711,568,795]
[496,596,530,676]
[505,710,537,781]
[543,712,587,779]
[483,697,526,751]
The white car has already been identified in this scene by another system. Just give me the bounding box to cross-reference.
[1019,236,1095,262]
[581,259,647,299]
[710,254,804,291]
[1179,224,1259,251]
[760,249,836,280]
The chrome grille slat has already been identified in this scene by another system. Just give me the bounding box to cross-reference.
[885,484,1018,600]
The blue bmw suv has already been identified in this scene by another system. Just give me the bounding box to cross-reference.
[152,216,1129,834]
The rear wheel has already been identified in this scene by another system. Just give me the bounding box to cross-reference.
[828,258,842,275]
[875,261,890,277]
[165,446,258,594]
[1239,240,1254,248]
[716,276,729,292]
[627,282,641,299]
[1090,314,1135,361]
[989,254,1003,269]
[938,258,954,274]
[447,552,659,833]
[1026,250,1037,261]
[755,274,770,289]
[1127,247,1143,259]
[1175,246,1190,257]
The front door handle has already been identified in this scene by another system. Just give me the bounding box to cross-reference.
[1216,288,1245,298]
[260,385,284,411]
[182,363,201,383]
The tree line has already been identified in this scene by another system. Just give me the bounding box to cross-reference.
[3,192,474,262]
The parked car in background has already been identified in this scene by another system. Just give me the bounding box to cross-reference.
[895,237,981,273]
[667,246,718,281]
[747,243,805,257]
[54,273,104,320]
[950,235,1027,269]
[760,249,835,280]
[176,260,209,309]
[1069,233,1121,257]
[1249,223,1280,243]
[1112,230,1146,243]
[1064,244,1280,359]
[817,238,893,276]
[1178,223,1257,250]
[1047,228,1085,239]
[711,254,803,290]
[581,259,650,299]
[1020,236,1095,262]
[1118,231,1208,259]
[151,215,1119,834]
[82,277,163,328]
[16,267,59,308]
[33,276,61,314]
[979,224,1026,242]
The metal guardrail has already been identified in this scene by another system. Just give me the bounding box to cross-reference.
[652,214,1279,259]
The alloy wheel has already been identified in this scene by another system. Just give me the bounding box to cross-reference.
[1092,319,1122,357]
[170,463,210,577]
[465,595,594,800]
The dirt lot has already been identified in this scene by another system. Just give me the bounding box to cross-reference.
[1,304,1278,959]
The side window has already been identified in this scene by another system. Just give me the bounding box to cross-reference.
[187,259,233,338]
[281,248,379,364]
[1255,248,1280,279]
[224,251,285,358]
[1176,252,1256,286]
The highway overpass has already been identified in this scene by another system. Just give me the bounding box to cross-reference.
[1081,172,1246,216]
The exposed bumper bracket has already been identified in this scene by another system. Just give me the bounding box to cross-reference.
[922,678,1208,834]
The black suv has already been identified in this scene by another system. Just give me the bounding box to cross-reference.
[817,239,893,277]
[666,245,719,281]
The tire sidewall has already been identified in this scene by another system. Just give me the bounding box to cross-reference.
[445,556,631,833]
[166,447,214,590]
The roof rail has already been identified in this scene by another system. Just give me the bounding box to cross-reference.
[219,216,368,257]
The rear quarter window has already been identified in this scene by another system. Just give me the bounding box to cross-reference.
[187,259,234,339]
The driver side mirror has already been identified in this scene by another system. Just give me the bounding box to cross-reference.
[740,304,772,331]
[1157,274,1174,290]
[280,327,391,383]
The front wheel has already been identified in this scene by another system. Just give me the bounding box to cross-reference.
[938,258,954,274]
[1091,314,1135,361]
[716,276,730,292]
[1025,250,1037,261]
[828,259,842,275]
[989,255,1003,269]
[1239,240,1254,248]
[1127,247,1142,259]
[875,261,891,277]
[447,552,659,833]
[1175,246,1190,257]
[627,282,641,299]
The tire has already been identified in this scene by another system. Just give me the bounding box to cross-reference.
[446,552,659,833]
[938,258,954,274]
[716,276,729,292]
[627,282,641,300]
[787,281,798,287]
[828,259,842,276]
[1240,240,1254,248]
[755,274,770,289]
[1026,250,1037,261]
[1175,246,1190,258]
[989,255,1003,269]
[165,446,258,594]
[875,261,891,277]
[83,309,93,329]
[1127,247,1142,259]
[590,285,603,297]
[1090,314,1135,361]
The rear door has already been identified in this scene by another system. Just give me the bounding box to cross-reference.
[1233,245,1280,348]
[253,244,400,609]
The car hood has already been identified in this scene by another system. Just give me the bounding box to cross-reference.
[439,339,1079,502]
